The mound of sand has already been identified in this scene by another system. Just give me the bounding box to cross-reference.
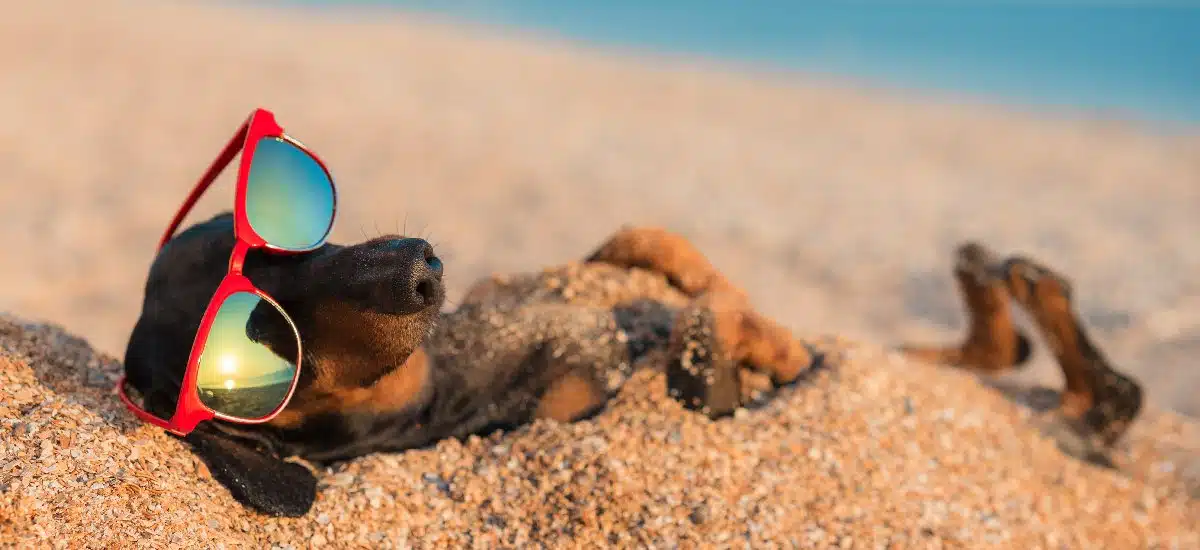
[2,313,1196,549]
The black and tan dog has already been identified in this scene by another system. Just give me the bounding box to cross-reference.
[900,242,1144,467]
[124,214,1144,516]
[123,213,815,516]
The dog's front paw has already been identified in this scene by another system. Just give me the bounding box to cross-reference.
[187,429,318,517]
[665,291,813,418]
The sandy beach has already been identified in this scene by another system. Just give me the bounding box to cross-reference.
[3,313,1199,548]
[1,0,1198,547]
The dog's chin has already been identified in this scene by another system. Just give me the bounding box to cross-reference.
[380,301,441,342]
[346,300,441,346]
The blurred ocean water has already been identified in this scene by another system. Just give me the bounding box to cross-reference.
[279,1,1200,127]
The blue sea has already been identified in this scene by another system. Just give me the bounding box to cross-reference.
[282,1,1200,127]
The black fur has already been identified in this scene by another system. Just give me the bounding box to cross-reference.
[124,212,445,516]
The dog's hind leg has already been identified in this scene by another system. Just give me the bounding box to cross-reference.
[1000,255,1144,454]
[898,242,1033,372]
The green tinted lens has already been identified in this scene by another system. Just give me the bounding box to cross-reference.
[245,136,335,251]
[196,292,300,420]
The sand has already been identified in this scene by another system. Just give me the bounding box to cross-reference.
[3,314,1198,549]
[1,0,1199,547]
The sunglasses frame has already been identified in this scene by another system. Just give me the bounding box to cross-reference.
[116,108,337,436]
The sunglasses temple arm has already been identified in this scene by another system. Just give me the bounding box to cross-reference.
[156,121,251,251]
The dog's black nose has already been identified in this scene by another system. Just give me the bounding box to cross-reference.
[384,238,443,313]
[316,236,447,316]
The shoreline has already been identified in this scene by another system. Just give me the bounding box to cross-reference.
[261,0,1200,131]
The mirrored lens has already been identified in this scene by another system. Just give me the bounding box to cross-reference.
[245,136,335,251]
[196,292,300,420]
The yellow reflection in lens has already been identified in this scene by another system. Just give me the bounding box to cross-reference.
[195,292,299,419]
[219,354,237,375]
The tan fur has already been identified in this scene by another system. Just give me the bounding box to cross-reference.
[1003,264,1093,411]
[270,230,1140,464]
[586,226,748,301]
[534,372,606,423]
[589,227,812,387]
[899,242,1028,373]
[270,348,431,429]
[699,291,811,385]
[899,245,1144,456]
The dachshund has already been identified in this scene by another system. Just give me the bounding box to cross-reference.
[124,214,1144,516]
[122,213,816,516]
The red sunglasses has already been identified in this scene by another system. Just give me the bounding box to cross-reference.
[117,108,337,436]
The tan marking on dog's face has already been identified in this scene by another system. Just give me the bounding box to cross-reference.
[534,372,605,423]
[301,301,433,388]
[269,347,431,429]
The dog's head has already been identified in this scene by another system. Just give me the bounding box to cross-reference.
[123,212,445,516]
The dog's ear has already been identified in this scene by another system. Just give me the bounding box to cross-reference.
[185,427,317,517]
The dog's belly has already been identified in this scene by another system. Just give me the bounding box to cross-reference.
[420,262,691,433]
